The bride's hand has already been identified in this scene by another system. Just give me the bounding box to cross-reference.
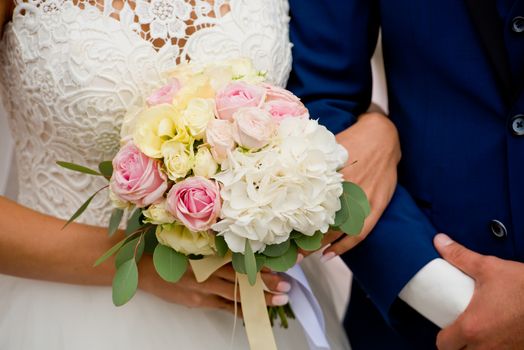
[139,257,291,315]
[320,111,401,259]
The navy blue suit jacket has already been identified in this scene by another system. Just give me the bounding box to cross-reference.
[287,0,524,348]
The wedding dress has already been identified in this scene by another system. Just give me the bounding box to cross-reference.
[0,1,351,349]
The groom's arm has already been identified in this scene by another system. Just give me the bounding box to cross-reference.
[288,0,462,327]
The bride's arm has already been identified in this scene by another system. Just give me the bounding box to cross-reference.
[0,196,288,311]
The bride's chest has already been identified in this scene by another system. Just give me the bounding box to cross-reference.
[0,0,291,157]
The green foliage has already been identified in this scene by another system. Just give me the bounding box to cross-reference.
[63,188,105,229]
[98,161,113,179]
[112,259,138,306]
[56,161,102,176]
[108,208,124,237]
[262,240,290,258]
[125,209,143,235]
[337,181,371,236]
[264,243,298,272]
[93,236,130,267]
[232,252,246,274]
[294,231,323,251]
[153,244,188,283]
[115,235,145,268]
[143,226,159,255]
[214,235,228,257]
[244,240,257,286]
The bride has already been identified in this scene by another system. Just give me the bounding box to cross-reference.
[0,1,355,349]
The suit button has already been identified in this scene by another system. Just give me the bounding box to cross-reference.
[512,16,524,33]
[490,220,507,238]
[511,115,524,136]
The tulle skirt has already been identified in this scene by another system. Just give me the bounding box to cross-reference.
[0,254,351,350]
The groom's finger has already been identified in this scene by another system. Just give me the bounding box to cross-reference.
[434,233,484,277]
[436,321,468,350]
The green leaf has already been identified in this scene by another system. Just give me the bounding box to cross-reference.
[112,259,138,306]
[62,191,99,229]
[93,236,130,267]
[340,198,366,235]
[262,240,290,258]
[264,243,298,272]
[294,231,323,251]
[153,244,188,283]
[108,208,124,237]
[244,240,257,286]
[343,181,371,217]
[98,161,113,179]
[215,235,228,257]
[115,235,145,268]
[143,226,159,255]
[232,252,246,274]
[334,192,350,227]
[125,209,143,235]
[56,161,102,176]
[254,254,266,272]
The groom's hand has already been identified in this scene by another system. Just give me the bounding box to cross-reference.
[319,112,400,259]
[434,234,524,350]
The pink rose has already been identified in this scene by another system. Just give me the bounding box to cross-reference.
[146,79,181,106]
[263,83,302,103]
[205,119,236,163]
[110,142,168,208]
[232,107,275,150]
[166,176,221,232]
[263,100,309,124]
[215,82,266,121]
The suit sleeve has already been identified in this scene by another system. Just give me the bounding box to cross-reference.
[287,0,440,322]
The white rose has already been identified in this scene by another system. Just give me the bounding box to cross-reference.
[182,98,216,140]
[232,107,275,150]
[161,139,193,181]
[156,223,216,256]
[193,147,218,178]
[205,119,235,163]
[143,200,176,225]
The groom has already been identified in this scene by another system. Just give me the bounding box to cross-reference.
[288,0,524,349]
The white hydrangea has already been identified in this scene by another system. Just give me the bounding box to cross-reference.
[212,118,348,253]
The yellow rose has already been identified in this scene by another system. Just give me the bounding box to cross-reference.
[156,223,216,256]
[181,98,216,140]
[173,74,215,110]
[133,105,180,158]
[143,200,176,225]
[193,147,218,178]
[161,139,194,181]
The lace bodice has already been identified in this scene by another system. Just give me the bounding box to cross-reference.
[0,0,291,226]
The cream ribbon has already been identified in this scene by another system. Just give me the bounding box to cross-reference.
[190,256,278,350]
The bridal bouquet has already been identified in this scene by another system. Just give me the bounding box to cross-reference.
[58,58,369,348]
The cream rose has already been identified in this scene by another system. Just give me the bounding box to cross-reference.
[143,200,176,225]
[232,107,275,150]
[156,223,216,256]
[181,98,216,140]
[193,147,218,178]
[161,139,194,181]
[133,105,179,158]
[205,119,235,163]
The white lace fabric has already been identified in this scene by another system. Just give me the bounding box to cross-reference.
[0,0,292,226]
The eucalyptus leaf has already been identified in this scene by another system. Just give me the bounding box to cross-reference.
[115,235,145,268]
[244,241,257,286]
[294,231,323,251]
[262,240,290,258]
[93,236,130,267]
[143,226,158,255]
[215,235,228,257]
[153,244,188,283]
[63,190,100,229]
[112,259,138,306]
[255,254,266,272]
[98,161,113,179]
[343,181,371,216]
[340,198,366,236]
[108,208,124,237]
[264,244,298,272]
[232,252,246,274]
[56,161,102,176]
[334,192,350,227]
[125,209,143,235]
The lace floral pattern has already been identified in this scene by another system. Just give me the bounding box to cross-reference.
[0,0,292,226]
